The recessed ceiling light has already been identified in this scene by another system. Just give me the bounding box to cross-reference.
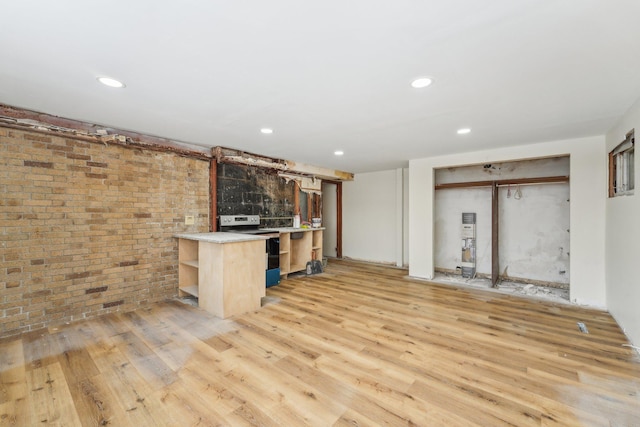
[411,77,433,89]
[97,76,125,88]
[457,128,471,135]
[260,128,273,134]
[334,150,344,156]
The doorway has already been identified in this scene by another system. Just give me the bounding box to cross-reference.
[322,181,341,258]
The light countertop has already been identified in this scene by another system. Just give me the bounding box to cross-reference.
[174,232,269,243]
[261,227,325,233]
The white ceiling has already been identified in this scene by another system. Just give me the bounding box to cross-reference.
[2,1,640,174]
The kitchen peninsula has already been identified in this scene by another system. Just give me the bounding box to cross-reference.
[174,226,323,318]
[174,232,268,318]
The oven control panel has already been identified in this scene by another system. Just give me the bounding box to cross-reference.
[219,215,261,227]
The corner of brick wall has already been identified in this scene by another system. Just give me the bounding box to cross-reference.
[0,127,210,337]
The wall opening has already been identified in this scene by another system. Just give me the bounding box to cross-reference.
[433,156,570,297]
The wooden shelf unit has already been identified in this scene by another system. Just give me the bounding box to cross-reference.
[176,236,266,318]
[179,285,199,298]
[178,239,199,298]
[279,233,291,275]
[279,229,323,276]
[311,229,323,262]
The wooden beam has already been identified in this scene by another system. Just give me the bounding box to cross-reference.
[491,181,499,287]
[435,175,569,190]
[286,160,354,181]
[215,146,354,181]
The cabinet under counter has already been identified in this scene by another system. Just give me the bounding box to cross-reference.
[261,228,323,277]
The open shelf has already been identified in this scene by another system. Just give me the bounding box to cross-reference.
[276,229,323,278]
[180,260,199,268]
[179,239,199,301]
[179,285,199,297]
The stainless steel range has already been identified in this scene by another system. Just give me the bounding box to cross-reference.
[219,215,280,287]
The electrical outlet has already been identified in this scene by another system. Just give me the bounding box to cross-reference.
[185,215,195,225]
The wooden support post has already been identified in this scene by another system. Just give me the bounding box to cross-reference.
[608,151,615,198]
[491,181,499,286]
[294,183,300,218]
[210,159,218,231]
[313,193,321,219]
[336,182,343,258]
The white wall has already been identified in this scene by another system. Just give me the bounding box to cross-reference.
[606,96,640,346]
[343,169,407,264]
[410,136,607,307]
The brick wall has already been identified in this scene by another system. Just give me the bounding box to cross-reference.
[0,126,210,337]
[217,163,296,228]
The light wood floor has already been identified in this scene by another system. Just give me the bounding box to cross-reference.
[1,260,639,426]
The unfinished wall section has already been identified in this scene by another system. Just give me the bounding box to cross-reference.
[0,127,209,337]
[217,163,296,227]
[434,157,570,286]
[410,136,606,307]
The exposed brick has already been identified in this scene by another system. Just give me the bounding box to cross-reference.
[67,165,90,172]
[66,153,91,160]
[65,139,91,148]
[119,260,139,267]
[65,271,91,280]
[103,300,124,308]
[46,143,73,152]
[24,133,52,142]
[85,172,108,179]
[5,308,22,316]
[87,161,108,168]
[1,126,209,338]
[23,290,52,299]
[23,160,54,169]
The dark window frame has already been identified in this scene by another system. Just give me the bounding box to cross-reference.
[609,129,635,197]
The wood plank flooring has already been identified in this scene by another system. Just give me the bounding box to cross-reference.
[1,259,639,426]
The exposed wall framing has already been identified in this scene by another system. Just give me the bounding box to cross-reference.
[214,146,354,182]
[435,158,570,287]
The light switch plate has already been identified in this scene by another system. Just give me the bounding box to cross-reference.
[185,215,195,225]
